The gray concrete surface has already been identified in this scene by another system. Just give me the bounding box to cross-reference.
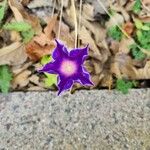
[0,89,150,150]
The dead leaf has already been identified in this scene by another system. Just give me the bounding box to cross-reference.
[26,15,58,61]
[53,21,75,49]
[119,38,134,54]
[82,3,94,21]
[0,42,27,66]
[135,61,150,79]
[111,53,137,79]
[44,15,58,39]
[29,75,40,85]
[27,86,46,91]
[25,40,55,61]
[12,70,31,89]
[81,17,106,43]
[8,0,24,21]
[123,22,134,36]
[79,26,100,55]
[12,62,32,75]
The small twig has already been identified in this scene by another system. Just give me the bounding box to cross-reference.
[57,0,63,39]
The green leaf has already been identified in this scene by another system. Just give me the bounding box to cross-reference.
[134,19,143,29]
[116,79,134,94]
[141,25,150,31]
[40,55,57,87]
[130,44,146,60]
[41,55,52,65]
[107,25,123,41]
[3,21,32,32]
[0,0,7,22]
[21,29,35,43]
[0,65,12,93]
[44,73,57,87]
[132,0,142,14]
[136,29,150,50]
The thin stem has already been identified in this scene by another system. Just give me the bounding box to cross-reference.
[51,0,56,17]
[58,0,63,39]
[78,0,82,47]
[71,0,78,48]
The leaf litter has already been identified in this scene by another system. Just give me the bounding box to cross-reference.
[0,0,150,94]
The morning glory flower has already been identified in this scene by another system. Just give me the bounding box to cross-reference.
[39,39,94,95]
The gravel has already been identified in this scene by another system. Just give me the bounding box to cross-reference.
[0,89,150,150]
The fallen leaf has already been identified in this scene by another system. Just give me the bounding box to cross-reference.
[79,26,100,55]
[53,21,75,49]
[0,42,27,66]
[135,61,150,79]
[12,70,31,89]
[27,86,45,91]
[25,40,55,61]
[119,38,134,54]
[25,15,57,61]
[111,53,137,79]
[123,22,134,36]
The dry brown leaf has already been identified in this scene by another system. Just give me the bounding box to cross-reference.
[12,70,31,89]
[91,74,101,88]
[10,30,21,42]
[26,15,58,61]
[21,0,32,6]
[33,33,52,47]
[44,15,58,39]
[82,3,94,21]
[8,0,24,21]
[25,40,55,61]
[81,17,106,44]
[134,61,150,79]
[0,42,27,66]
[79,26,100,55]
[12,62,32,75]
[101,73,113,89]
[110,41,120,54]
[111,53,137,79]
[29,75,40,85]
[27,86,45,91]
[119,38,134,54]
[106,13,124,28]
[53,21,75,49]
[123,22,134,36]
[143,0,150,5]
[92,59,103,75]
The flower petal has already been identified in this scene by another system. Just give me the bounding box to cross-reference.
[69,45,89,63]
[57,76,73,95]
[38,61,59,74]
[76,67,94,86]
[52,39,69,60]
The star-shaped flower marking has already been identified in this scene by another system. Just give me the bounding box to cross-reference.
[38,39,94,95]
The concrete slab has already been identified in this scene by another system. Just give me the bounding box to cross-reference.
[0,89,150,150]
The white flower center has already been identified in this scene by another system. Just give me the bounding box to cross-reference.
[60,60,77,76]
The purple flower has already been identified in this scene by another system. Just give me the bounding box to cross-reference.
[39,39,94,95]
